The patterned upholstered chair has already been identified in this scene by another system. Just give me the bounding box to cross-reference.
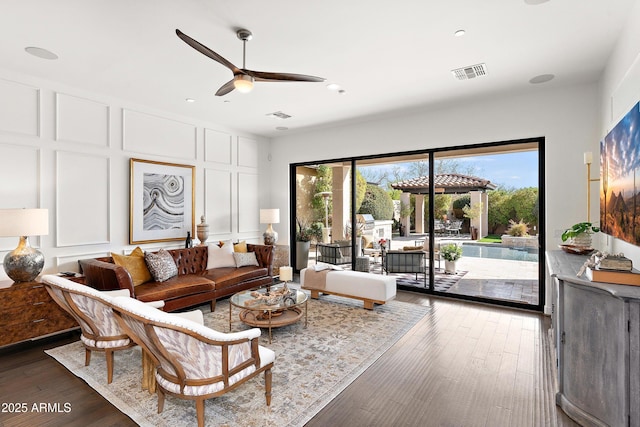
[110,296,275,427]
[41,274,163,384]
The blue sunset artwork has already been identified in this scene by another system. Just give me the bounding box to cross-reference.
[600,102,640,246]
[142,173,185,231]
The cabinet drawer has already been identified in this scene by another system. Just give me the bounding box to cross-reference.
[0,283,49,309]
[0,314,78,346]
[0,301,69,326]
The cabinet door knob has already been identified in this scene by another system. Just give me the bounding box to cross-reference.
[561,331,566,344]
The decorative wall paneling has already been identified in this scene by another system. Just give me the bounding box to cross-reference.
[237,136,258,167]
[55,251,110,273]
[204,129,232,164]
[122,109,197,160]
[55,93,110,147]
[0,78,40,137]
[0,143,42,251]
[204,169,233,236]
[55,151,110,247]
[237,172,259,234]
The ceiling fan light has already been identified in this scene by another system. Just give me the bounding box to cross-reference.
[234,75,254,93]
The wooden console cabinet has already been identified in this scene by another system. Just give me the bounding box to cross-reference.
[0,279,78,347]
[547,250,640,427]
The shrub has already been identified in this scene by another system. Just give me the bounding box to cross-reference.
[506,219,530,237]
[358,183,394,220]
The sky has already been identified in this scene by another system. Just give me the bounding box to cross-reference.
[360,150,539,190]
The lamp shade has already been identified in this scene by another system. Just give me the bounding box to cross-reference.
[260,208,280,224]
[0,209,49,237]
[279,266,293,282]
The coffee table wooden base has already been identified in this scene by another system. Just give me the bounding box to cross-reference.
[239,306,304,343]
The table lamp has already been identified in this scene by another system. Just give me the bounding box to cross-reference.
[260,208,280,245]
[0,208,49,282]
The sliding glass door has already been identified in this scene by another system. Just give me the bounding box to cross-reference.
[291,138,544,311]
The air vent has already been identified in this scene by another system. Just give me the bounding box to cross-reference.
[266,111,292,120]
[451,63,487,81]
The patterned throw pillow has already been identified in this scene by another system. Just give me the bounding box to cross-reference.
[233,251,259,267]
[144,249,178,282]
[111,246,153,286]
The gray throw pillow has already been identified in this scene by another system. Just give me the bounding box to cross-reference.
[233,251,259,267]
[144,249,178,282]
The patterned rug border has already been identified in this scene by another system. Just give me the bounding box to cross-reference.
[46,289,429,427]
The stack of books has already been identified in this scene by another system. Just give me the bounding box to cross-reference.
[587,255,640,286]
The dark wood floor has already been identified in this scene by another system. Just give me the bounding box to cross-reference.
[0,292,577,427]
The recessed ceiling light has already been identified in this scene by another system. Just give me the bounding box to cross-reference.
[276,126,289,131]
[185,98,195,103]
[529,74,555,84]
[326,83,340,91]
[338,89,347,95]
[454,30,466,37]
[266,111,292,119]
[24,46,58,60]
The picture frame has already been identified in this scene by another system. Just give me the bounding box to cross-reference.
[130,158,195,244]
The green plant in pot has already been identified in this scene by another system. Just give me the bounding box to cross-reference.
[561,222,599,248]
[441,243,462,274]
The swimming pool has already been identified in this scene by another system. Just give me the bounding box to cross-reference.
[462,244,538,262]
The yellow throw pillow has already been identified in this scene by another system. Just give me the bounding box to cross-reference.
[112,247,152,286]
[233,240,248,253]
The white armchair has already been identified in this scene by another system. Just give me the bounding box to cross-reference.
[42,274,163,384]
[110,296,275,427]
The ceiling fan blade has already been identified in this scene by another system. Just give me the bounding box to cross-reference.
[244,69,325,83]
[215,79,236,96]
[176,29,242,74]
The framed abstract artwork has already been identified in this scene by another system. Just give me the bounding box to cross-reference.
[600,102,640,246]
[130,158,195,244]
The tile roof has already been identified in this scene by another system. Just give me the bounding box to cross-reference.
[391,173,497,194]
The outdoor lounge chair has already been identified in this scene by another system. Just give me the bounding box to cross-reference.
[446,220,463,235]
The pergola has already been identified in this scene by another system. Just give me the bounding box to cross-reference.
[391,173,497,237]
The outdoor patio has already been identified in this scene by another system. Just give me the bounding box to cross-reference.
[306,234,540,306]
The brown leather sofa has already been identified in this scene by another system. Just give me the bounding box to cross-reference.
[79,244,274,312]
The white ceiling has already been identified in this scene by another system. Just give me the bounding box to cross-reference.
[0,0,636,137]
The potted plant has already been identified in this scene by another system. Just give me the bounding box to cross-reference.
[561,222,600,248]
[295,219,312,270]
[441,243,462,274]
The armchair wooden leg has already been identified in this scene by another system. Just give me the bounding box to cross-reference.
[157,388,165,413]
[309,290,320,300]
[196,399,205,427]
[265,368,272,406]
[210,299,216,312]
[85,348,91,366]
[106,349,114,384]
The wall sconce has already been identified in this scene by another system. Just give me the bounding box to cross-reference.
[584,152,600,223]
[260,208,280,245]
[0,208,49,282]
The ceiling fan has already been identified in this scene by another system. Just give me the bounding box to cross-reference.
[175,28,325,96]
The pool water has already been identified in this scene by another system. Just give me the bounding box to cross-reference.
[462,244,538,262]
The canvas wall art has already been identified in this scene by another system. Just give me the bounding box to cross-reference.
[130,158,195,244]
[600,102,640,246]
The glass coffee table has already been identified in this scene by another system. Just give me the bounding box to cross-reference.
[229,286,308,343]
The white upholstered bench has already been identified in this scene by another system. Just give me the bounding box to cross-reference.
[300,268,396,309]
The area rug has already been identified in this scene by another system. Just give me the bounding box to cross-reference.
[46,290,429,427]
[394,270,468,292]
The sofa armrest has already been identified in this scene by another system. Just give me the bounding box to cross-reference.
[78,258,135,297]
[247,244,275,276]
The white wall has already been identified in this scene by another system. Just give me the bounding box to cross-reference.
[269,82,600,253]
[0,69,270,279]
[599,0,640,263]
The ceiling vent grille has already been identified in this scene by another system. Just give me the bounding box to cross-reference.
[451,63,487,81]
[266,111,292,120]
